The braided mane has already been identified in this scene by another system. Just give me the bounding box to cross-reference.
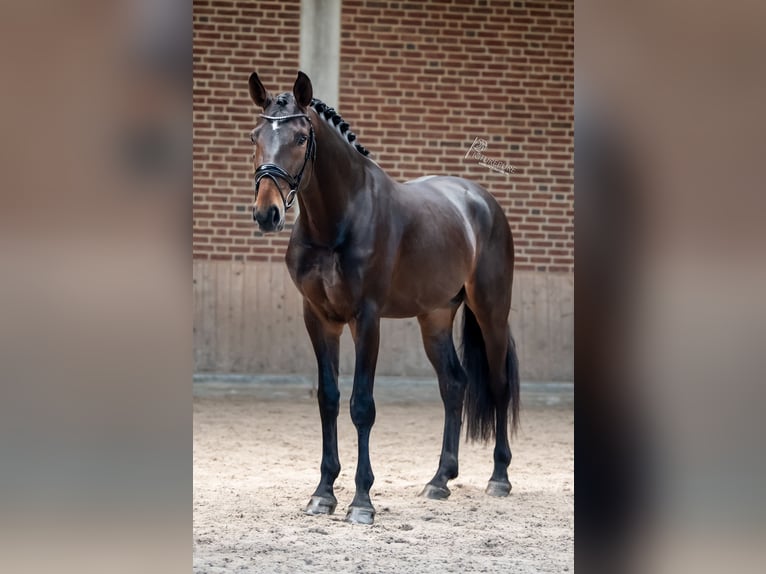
[309,98,370,157]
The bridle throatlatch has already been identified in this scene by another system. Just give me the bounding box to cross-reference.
[254,113,316,210]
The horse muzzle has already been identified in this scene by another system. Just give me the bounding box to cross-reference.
[253,204,284,233]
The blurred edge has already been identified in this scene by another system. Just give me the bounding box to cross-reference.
[0,1,190,573]
[576,1,766,573]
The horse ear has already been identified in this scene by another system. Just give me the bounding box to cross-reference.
[293,71,313,109]
[248,72,272,109]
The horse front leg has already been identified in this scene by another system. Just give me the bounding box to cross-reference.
[345,302,380,525]
[302,299,343,515]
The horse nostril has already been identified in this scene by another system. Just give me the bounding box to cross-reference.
[254,209,269,227]
[270,206,280,226]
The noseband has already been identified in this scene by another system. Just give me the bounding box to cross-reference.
[254,112,316,210]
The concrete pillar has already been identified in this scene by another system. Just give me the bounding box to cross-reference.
[299,0,341,105]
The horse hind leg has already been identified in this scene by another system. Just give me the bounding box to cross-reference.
[463,285,520,497]
[416,304,466,500]
[485,325,519,497]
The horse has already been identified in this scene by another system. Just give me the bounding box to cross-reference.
[247,71,520,525]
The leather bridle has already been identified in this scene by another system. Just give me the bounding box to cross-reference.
[253,112,316,210]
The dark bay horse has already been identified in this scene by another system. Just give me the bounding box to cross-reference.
[248,71,520,525]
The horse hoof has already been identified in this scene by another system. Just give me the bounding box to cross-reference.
[419,483,451,500]
[304,495,337,515]
[345,505,375,525]
[485,480,512,497]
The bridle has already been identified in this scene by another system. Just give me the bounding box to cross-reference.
[253,112,316,210]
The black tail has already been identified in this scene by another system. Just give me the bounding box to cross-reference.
[461,305,521,442]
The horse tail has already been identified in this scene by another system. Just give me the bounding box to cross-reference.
[461,305,521,442]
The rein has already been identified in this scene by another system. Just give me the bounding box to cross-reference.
[254,112,316,210]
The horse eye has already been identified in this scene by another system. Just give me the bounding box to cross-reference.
[296,134,308,145]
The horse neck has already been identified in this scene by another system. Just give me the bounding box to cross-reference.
[298,114,369,246]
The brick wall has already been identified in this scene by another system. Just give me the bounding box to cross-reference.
[193,0,574,272]
[193,0,302,262]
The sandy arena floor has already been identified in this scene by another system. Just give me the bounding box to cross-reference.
[193,377,573,573]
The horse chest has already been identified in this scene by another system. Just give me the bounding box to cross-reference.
[295,252,358,320]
